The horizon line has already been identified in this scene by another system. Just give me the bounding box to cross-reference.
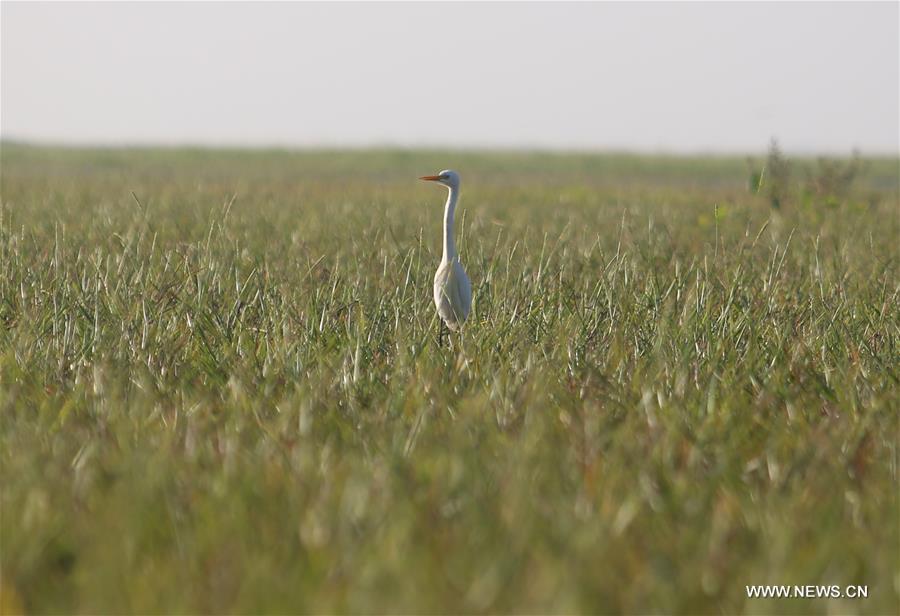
[3,137,896,159]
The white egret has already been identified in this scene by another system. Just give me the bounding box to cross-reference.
[420,170,471,345]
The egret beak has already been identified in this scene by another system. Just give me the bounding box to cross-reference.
[419,175,443,182]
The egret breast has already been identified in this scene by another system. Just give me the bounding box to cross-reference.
[433,260,471,330]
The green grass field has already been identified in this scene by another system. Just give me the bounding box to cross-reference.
[1,145,898,614]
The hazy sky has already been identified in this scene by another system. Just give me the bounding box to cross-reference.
[2,2,898,154]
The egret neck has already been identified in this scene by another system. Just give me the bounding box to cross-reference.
[442,184,459,263]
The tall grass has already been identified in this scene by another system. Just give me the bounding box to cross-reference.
[1,146,898,614]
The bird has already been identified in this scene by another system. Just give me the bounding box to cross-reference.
[420,170,472,345]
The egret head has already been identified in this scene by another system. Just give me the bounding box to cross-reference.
[419,169,460,189]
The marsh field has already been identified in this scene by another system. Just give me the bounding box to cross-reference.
[1,145,898,614]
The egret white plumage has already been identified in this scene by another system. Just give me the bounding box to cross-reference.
[420,170,471,344]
